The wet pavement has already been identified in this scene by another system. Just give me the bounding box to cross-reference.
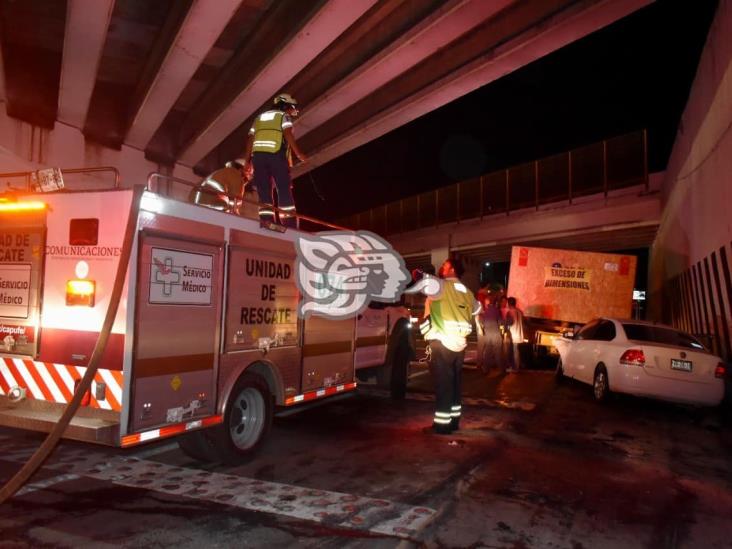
[1,367,732,548]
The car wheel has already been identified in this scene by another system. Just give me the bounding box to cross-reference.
[593,365,610,402]
[209,372,272,464]
[177,430,219,462]
[555,357,565,382]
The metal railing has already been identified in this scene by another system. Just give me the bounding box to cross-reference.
[340,130,648,236]
[146,172,347,232]
[0,166,120,190]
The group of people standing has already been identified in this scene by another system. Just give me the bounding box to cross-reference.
[476,290,525,373]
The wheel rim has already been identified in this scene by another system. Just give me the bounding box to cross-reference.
[594,371,606,399]
[228,387,265,450]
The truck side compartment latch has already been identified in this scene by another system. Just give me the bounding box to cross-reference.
[257,333,284,355]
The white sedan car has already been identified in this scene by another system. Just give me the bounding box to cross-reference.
[554,318,726,406]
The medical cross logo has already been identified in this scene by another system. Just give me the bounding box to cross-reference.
[153,256,181,296]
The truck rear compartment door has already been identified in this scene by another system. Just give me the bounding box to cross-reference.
[0,206,45,358]
[129,233,223,433]
[354,304,387,369]
[302,317,355,391]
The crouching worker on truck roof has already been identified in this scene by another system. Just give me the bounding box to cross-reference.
[241,93,307,228]
[189,161,259,219]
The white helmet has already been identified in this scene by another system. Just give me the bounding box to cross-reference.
[274,93,297,107]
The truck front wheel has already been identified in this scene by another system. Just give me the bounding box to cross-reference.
[390,334,411,400]
[210,372,273,463]
[177,430,219,462]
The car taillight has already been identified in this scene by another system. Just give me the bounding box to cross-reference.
[620,349,645,366]
[715,362,726,378]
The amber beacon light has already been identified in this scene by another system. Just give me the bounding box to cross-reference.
[0,200,46,212]
[66,279,96,307]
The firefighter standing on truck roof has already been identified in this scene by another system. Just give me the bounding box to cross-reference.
[242,93,307,227]
[420,257,481,434]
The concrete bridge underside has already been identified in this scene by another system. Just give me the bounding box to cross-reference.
[391,181,661,278]
[0,0,651,187]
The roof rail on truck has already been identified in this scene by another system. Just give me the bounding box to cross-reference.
[0,167,120,191]
[146,172,347,233]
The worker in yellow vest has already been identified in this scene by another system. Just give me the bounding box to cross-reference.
[242,93,307,227]
[420,257,481,434]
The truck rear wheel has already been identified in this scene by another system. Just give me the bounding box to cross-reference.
[177,430,219,462]
[376,320,412,399]
[210,372,272,464]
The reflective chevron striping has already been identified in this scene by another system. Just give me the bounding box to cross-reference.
[284,382,357,406]
[15,359,49,400]
[120,415,224,447]
[0,357,124,411]
[34,361,66,403]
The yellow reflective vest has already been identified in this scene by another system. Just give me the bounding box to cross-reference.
[423,278,479,352]
[251,110,292,154]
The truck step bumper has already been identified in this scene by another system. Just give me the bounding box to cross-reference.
[0,395,120,446]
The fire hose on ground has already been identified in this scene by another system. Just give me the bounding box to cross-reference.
[0,185,144,504]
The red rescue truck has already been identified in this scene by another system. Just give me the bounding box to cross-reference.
[0,172,411,462]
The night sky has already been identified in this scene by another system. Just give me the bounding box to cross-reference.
[295,0,719,221]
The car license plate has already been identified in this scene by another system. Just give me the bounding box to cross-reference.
[671,359,692,372]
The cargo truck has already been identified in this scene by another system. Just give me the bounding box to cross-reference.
[506,245,637,367]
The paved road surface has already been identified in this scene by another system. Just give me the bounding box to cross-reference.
[2,368,731,548]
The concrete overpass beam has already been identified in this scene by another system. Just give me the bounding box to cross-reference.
[295,0,516,137]
[58,0,115,129]
[177,0,379,167]
[0,107,197,189]
[125,0,241,150]
[293,0,653,178]
[390,186,661,261]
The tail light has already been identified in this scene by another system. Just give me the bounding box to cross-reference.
[620,349,645,366]
[715,362,726,379]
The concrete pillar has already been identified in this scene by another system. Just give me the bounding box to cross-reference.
[0,106,200,190]
[648,0,732,361]
[430,247,450,274]
[429,246,480,293]
[460,256,481,294]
